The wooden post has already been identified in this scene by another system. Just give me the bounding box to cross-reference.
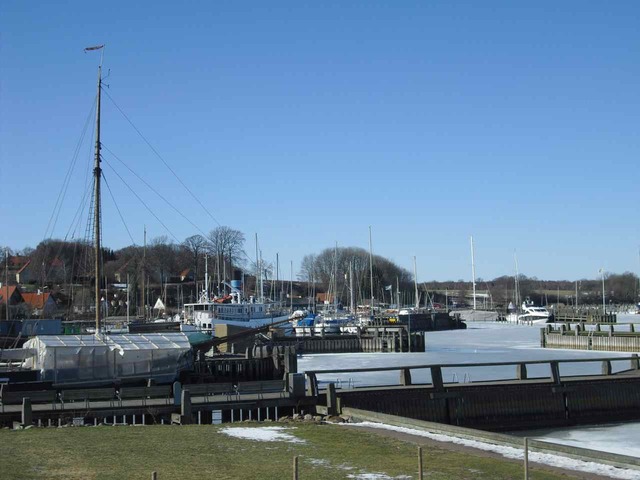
[306,373,318,397]
[181,388,192,424]
[523,437,529,479]
[326,382,338,415]
[400,368,412,386]
[21,397,32,426]
[430,366,443,390]
[549,361,561,385]
[418,446,424,480]
[516,363,527,380]
[151,472,157,480]
[293,455,299,480]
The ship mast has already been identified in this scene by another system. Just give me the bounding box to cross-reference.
[85,44,105,335]
[470,236,477,310]
[93,61,103,335]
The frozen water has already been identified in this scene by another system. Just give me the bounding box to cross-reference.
[299,322,640,458]
[299,322,632,387]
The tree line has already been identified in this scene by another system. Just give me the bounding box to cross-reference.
[2,237,639,307]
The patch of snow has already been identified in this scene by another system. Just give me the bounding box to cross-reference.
[347,474,411,480]
[221,426,305,444]
[342,422,640,480]
[520,423,640,458]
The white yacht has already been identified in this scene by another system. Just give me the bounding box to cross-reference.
[507,299,554,324]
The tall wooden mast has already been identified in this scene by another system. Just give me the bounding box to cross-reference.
[93,62,103,335]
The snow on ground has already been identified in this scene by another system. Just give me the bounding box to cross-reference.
[220,426,305,443]
[298,322,640,457]
[519,423,640,458]
[342,422,640,480]
[346,474,411,479]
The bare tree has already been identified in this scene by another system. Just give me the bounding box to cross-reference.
[148,236,180,285]
[299,246,412,305]
[207,227,245,288]
[182,234,207,283]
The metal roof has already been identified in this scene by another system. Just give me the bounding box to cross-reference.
[25,333,191,350]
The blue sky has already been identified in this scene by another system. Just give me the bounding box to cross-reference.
[1,1,639,282]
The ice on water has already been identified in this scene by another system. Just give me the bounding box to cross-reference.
[299,318,640,458]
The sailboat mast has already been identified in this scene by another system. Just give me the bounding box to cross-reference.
[413,256,419,309]
[142,225,146,319]
[93,63,102,335]
[204,254,209,299]
[5,248,9,322]
[514,252,520,309]
[368,226,374,316]
[334,242,338,309]
[349,261,355,314]
[470,236,476,310]
[254,233,259,301]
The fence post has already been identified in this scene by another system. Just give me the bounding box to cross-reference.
[549,361,561,384]
[151,472,157,480]
[524,437,529,480]
[400,368,412,386]
[430,366,443,390]
[516,363,527,380]
[418,446,424,480]
[21,398,32,426]
[293,455,299,480]
[326,382,338,415]
[631,354,639,370]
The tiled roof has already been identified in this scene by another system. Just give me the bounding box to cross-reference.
[21,292,53,309]
[0,285,21,305]
[16,260,32,274]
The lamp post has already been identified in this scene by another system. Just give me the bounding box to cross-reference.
[599,269,606,314]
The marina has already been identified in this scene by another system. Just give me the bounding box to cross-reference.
[3,2,640,478]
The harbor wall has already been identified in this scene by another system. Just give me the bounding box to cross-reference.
[309,356,640,431]
[542,323,640,352]
[264,330,425,354]
[554,309,617,323]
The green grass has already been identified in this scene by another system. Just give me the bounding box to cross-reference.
[1,423,582,479]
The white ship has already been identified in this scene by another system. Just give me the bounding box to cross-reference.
[507,299,554,324]
[183,287,290,334]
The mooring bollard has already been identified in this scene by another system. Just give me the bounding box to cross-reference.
[418,446,424,480]
[524,437,529,480]
[293,455,299,480]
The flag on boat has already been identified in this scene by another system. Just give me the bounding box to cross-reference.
[384,285,392,291]
[84,45,104,52]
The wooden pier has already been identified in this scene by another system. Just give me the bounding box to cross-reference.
[553,308,617,324]
[0,347,311,428]
[541,323,640,352]
[307,356,640,431]
[6,346,640,434]
[261,326,425,354]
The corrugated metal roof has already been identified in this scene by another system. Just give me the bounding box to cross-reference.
[25,333,191,350]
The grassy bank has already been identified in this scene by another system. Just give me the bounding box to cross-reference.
[1,422,582,479]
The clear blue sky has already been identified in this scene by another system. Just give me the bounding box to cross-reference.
[1,1,639,282]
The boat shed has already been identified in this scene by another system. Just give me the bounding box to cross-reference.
[21,333,193,385]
